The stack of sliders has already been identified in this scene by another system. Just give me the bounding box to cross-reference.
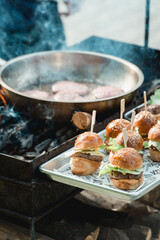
[99,128,144,190]
[68,110,104,175]
[106,111,144,153]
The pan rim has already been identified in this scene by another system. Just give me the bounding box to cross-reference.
[0,50,144,104]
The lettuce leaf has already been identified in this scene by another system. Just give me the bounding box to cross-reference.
[150,95,160,105]
[99,163,143,176]
[143,141,149,149]
[99,145,107,150]
[100,138,143,153]
[106,138,124,152]
[103,134,107,139]
[150,89,160,105]
[154,89,160,96]
[138,150,143,154]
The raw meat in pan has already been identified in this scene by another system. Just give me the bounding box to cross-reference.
[52,81,89,96]
[54,91,84,101]
[22,90,49,99]
[92,86,124,99]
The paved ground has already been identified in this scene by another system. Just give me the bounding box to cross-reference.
[59,0,160,50]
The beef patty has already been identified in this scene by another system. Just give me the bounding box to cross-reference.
[109,171,143,180]
[72,152,103,162]
[150,145,158,151]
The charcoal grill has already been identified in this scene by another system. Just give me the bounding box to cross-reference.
[0,98,136,239]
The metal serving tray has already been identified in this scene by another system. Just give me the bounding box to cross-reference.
[40,129,160,201]
[124,103,145,120]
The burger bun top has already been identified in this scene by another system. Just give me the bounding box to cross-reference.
[109,147,143,170]
[134,111,156,136]
[75,132,103,150]
[116,130,143,150]
[105,119,131,139]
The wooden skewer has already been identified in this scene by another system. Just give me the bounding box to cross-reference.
[144,91,147,114]
[90,110,96,135]
[122,128,128,149]
[120,99,125,120]
[131,110,136,132]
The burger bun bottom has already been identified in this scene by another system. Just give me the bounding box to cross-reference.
[111,175,144,190]
[149,148,160,162]
[70,156,101,175]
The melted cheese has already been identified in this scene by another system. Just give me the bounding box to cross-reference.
[64,149,104,158]
[80,150,105,157]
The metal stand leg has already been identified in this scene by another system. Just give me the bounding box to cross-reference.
[30,219,36,240]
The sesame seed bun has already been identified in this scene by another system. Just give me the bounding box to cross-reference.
[109,147,143,170]
[75,132,103,150]
[70,156,101,175]
[105,119,131,139]
[116,130,143,151]
[134,111,156,136]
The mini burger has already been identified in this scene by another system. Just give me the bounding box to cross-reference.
[70,132,104,175]
[108,130,144,153]
[99,148,144,190]
[105,119,131,139]
[134,111,156,138]
[148,124,160,162]
[104,119,131,151]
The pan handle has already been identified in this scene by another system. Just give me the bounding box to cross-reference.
[0,58,8,108]
[0,58,7,66]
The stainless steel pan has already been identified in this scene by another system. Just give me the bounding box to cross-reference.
[0,51,144,121]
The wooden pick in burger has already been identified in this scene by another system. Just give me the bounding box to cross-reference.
[90,110,96,135]
[131,110,136,133]
[120,99,125,120]
[143,91,147,114]
[122,128,128,149]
